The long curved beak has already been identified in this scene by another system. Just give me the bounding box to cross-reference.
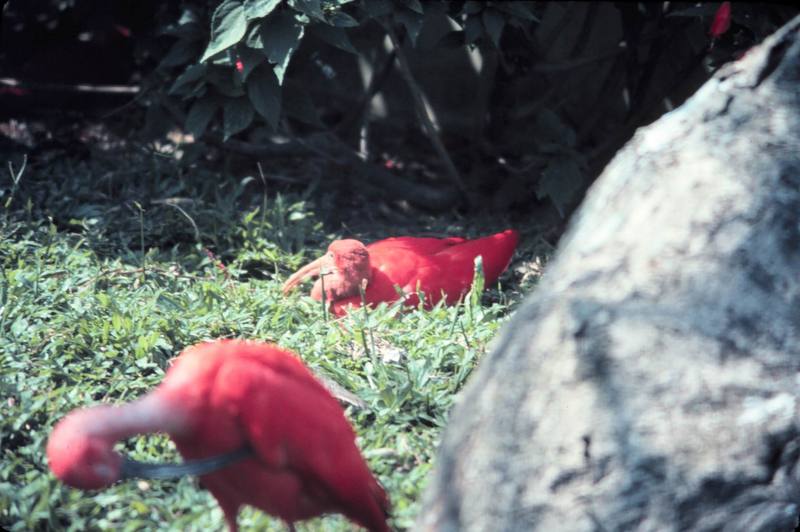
[119,447,251,480]
[282,256,325,295]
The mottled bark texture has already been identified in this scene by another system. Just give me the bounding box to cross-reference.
[418,16,800,532]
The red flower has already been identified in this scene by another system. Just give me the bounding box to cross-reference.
[205,248,227,272]
[709,2,731,38]
[0,86,28,96]
[114,25,132,38]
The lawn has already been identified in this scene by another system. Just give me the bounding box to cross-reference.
[0,146,545,531]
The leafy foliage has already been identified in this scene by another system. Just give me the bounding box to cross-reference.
[149,0,539,138]
[0,151,526,530]
[3,1,797,220]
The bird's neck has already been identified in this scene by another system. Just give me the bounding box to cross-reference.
[314,264,372,302]
[86,393,190,441]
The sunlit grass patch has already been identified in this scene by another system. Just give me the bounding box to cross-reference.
[0,152,540,531]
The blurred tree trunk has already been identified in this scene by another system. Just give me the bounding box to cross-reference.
[417,16,800,532]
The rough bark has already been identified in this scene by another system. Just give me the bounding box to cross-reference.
[417,16,800,532]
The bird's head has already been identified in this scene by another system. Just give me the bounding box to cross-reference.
[282,239,371,302]
[47,408,123,490]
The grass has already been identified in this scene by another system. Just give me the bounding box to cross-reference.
[0,146,541,531]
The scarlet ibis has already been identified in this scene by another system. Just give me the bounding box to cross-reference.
[282,229,519,316]
[46,340,390,532]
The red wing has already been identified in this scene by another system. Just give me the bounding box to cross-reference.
[214,355,389,530]
[366,236,466,256]
[386,230,519,305]
[432,229,518,287]
[365,243,430,290]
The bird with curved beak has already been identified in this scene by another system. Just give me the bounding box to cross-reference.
[283,229,519,317]
[47,339,390,532]
[283,239,373,303]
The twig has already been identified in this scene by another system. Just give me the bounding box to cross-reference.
[162,91,459,211]
[158,202,200,242]
[576,55,627,143]
[4,154,27,209]
[501,155,548,175]
[0,77,139,94]
[132,201,146,284]
[336,48,398,137]
[320,271,329,322]
[537,3,575,57]
[315,374,368,409]
[256,162,269,238]
[386,24,468,197]
[359,280,376,364]
[459,319,472,349]
[568,2,600,59]
[227,134,460,211]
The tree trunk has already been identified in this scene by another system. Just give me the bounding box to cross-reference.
[417,16,800,532]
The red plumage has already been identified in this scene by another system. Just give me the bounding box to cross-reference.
[283,229,519,316]
[46,340,389,532]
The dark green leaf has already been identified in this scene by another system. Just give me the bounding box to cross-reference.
[291,0,325,21]
[236,46,266,81]
[536,156,584,217]
[177,141,208,166]
[245,23,264,48]
[223,97,255,140]
[186,83,208,99]
[169,64,208,95]
[463,1,483,15]
[206,67,246,97]
[532,109,576,148]
[143,104,173,140]
[362,0,392,18]
[201,0,248,62]
[178,7,202,26]
[400,0,424,15]
[395,8,424,46]
[247,65,282,129]
[161,23,204,40]
[259,11,305,83]
[328,11,359,27]
[243,0,282,20]
[160,39,203,68]
[436,30,465,48]
[493,1,539,22]
[481,9,504,48]
[208,48,235,66]
[161,8,203,38]
[185,96,219,138]
[464,15,482,44]
[311,24,357,54]
[282,81,322,126]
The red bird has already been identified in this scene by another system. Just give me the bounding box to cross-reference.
[46,340,390,532]
[282,229,519,317]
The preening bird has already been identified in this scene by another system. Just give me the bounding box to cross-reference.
[282,229,519,317]
[47,340,390,532]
